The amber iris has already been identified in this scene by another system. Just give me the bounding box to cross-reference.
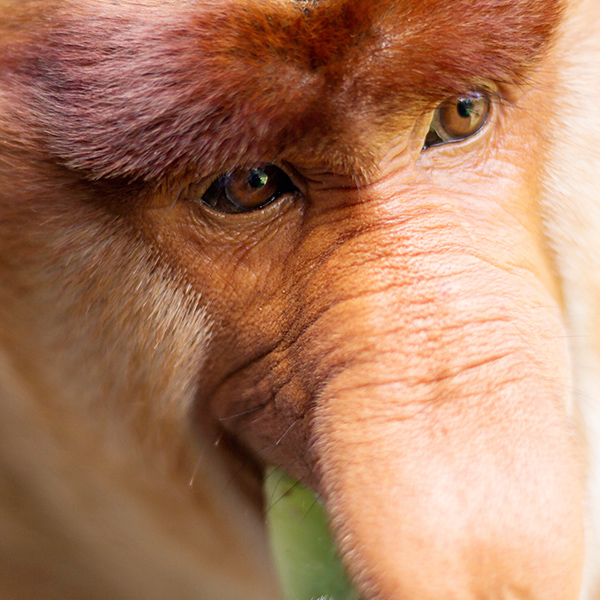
[202,164,297,214]
[424,92,491,149]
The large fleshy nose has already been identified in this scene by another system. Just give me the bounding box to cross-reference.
[302,211,585,599]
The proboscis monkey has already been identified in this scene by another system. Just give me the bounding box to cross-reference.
[0,0,599,598]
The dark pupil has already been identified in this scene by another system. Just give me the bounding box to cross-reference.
[457,99,474,119]
[247,168,269,189]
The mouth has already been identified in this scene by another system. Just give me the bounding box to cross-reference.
[264,467,360,600]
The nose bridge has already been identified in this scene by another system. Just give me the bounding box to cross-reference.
[295,190,519,384]
[294,159,569,376]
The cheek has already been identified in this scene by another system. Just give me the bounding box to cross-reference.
[141,200,301,338]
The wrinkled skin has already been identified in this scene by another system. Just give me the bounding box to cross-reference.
[1,0,599,599]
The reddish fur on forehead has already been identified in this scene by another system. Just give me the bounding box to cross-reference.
[1,0,563,181]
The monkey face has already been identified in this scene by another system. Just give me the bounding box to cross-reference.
[0,0,594,599]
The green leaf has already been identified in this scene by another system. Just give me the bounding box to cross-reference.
[264,467,360,600]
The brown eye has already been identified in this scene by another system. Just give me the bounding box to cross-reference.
[424,92,491,149]
[201,164,297,214]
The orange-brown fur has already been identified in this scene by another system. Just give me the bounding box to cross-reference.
[1,0,599,598]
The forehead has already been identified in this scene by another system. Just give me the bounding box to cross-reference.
[3,0,563,180]
[216,0,561,90]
